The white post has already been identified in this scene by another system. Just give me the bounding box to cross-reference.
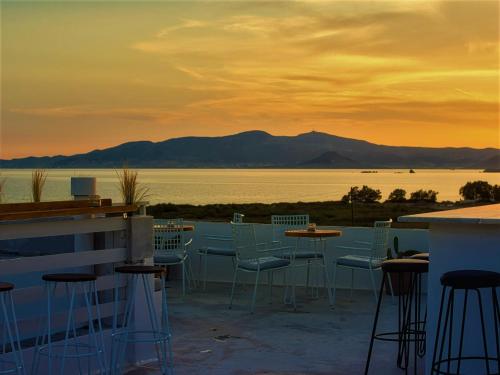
[127,214,157,365]
[71,177,97,255]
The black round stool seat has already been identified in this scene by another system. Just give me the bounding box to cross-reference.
[0,282,14,292]
[440,269,500,289]
[381,259,429,274]
[410,252,429,261]
[42,273,97,282]
[115,265,165,275]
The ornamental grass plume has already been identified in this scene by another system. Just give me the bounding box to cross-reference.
[0,175,6,203]
[116,168,150,205]
[31,169,47,202]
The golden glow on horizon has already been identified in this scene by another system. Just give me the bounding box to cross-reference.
[1,0,499,159]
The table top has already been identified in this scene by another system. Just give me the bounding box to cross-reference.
[154,224,194,231]
[285,229,342,238]
[398,204,500,225]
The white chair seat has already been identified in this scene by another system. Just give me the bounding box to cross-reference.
[238,256,290,271]
[336,255,382,269]
[200,247,236,257]
[154,254,185,264]
[281,251,323,259]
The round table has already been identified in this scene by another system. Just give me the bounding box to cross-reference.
[284,229,341,238]
[154,224,194,231]
[284,229,342,305]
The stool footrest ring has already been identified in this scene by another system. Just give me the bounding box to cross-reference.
[431,356,500,375]
[0,359,21,375]
[374,331,426,343]
[38,343,103,359]
[112,330,171,344]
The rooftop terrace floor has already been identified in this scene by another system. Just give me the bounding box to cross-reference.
[126,282,425,375]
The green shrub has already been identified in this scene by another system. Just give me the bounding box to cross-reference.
[409,189,438,202]
[493,185,500,202]
[459,181,493,201]
[342,185,382,203]
[387,188,407,202]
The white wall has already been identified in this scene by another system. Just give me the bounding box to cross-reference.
[182,221,429,291]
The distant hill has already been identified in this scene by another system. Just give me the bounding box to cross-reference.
[1,130,498,169]
[301,151,357,168]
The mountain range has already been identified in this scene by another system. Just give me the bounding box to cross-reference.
[1,131,498,169]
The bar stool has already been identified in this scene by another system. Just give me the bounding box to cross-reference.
[0,282,24,375]
[111,266,173,375]
[431,270,500,375]
[365,259,429,375]
[410,252,430,356]
[32,273,107,375]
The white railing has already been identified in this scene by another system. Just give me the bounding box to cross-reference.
[0,208,154,372]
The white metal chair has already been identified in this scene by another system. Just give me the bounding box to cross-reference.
[332,220,393,304]
[272,215,329,299]
[229,223,292,313]
[197,213,244,289]
[154,218,195,296]
[233,212,244,223]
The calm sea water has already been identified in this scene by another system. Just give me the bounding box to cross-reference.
[0,169,499,204]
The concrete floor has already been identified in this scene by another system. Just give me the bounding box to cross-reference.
[125,282,425,375]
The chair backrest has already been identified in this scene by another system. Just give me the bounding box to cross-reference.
[231,223,258,261]
[271,214,309,244]
[154,218,186,256]
[370,220,392,260]
[233,213,244,223]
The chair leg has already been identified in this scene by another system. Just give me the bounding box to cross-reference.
[321,258,333,306]
[350,269,354,301]
[251,269,261,314]
[369,268,378,304]
[306,261,311,293]
[182,263,186,297]
[268,271,274,303]
[203,254,208,290]
[332,263,338,306]
[229,268,239,309]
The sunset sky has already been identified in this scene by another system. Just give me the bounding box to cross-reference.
[1,0,499,159]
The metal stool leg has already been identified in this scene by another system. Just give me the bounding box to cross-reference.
[114,274,139,375]
[364,272,386,375]
[142,275,166,374]
[33,279,106,375]
[59,283,77,375]
[82,282,107,375]
[112,270,174,375]
[160,276,174,375]
[476,289,491,375]
[492,288,500,374]
[0,290,24,375]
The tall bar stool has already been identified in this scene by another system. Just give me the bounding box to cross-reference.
[32,273,107,375]
[365,259,429,375]
[111,266,173,375]
[0,282,24,375]
[410,252,430,356]
[431,270,500,375]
